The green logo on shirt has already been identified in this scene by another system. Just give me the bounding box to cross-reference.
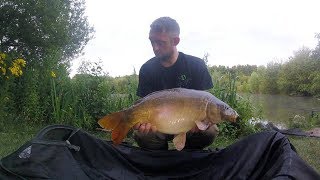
[180,74,187,81]
[178,74,190,87]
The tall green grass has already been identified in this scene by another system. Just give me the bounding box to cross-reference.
[48,73,139,130]
[209,70,258,138]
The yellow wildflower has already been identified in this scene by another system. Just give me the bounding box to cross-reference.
[0,53,7,76]
[0,54,26,78]
[9,66,23,77]
[8,58,26,77]
[51,71,56,78]
[15,58,26,67]
[0,53,6,60]
[0,54,5,65]
[0,66,6,75]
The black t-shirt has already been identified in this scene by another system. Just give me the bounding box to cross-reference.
[137,52,213,97]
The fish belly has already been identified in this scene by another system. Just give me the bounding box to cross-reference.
[150,104,205,134]
[156,117,195,134]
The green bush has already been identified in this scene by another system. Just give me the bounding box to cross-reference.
[209,70,258,138]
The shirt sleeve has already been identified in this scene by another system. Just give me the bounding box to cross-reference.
[136,65,153,97]
[198,61,213,90]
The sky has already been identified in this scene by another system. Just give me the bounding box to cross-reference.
[70,0,320,77]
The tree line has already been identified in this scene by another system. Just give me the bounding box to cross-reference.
[208,38,320,97]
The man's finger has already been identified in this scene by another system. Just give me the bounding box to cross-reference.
[133,123,141,130]
[139,123,146,133]
[145,123,152,134]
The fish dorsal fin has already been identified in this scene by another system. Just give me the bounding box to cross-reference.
[173,132,186,151]
[195,120,210,131]
[133,98,143,105]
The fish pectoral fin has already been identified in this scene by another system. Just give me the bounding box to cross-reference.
[173,133,186,151]
[112,123,131,145]
[195,120,210,131]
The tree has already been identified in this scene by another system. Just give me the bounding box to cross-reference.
[311,33,320,61]
[259,62,281,94]
[0,0,94,63]
[0,0,94,122]
[203,53,209,66]
[278,47,314,96]
[231,64,258,76]
[248,71,260,93]
[310,72,320,97]
[77,59,107,76]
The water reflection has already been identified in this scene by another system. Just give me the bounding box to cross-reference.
[240,93,320,128]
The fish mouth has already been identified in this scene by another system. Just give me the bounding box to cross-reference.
[235,116,241,123]
[224,109,240,123]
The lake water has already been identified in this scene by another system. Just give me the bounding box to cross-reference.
[239,93,320,128]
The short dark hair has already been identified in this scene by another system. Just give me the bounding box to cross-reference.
[150,17,180,37]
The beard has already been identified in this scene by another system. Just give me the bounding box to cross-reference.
[155,50,174,62]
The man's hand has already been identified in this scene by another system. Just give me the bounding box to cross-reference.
[133,123,157,134]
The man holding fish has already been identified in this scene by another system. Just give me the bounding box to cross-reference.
[98,17,229,151]
[131,16,227,150]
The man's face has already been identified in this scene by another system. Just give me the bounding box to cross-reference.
[149,31,176,61]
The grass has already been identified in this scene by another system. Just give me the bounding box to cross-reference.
[289,136,320,171]
[0,122,43,157]
[1,123,319,174]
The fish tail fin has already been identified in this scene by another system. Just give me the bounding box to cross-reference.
[98,111,131,144]
[98,111,124,130]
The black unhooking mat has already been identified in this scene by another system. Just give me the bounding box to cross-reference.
[1,125,319,180]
